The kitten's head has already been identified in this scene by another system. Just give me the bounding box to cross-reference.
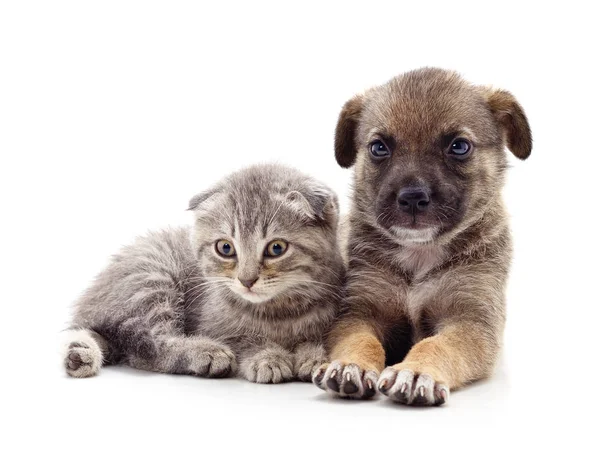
[188,164,341,304]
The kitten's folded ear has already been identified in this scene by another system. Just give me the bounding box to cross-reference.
[187,186,222,211]
[285,185,339,226]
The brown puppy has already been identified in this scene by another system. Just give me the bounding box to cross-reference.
[313,68,531,406]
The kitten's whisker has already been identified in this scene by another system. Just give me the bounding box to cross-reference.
[184,279,230,295]
[183,283,230,309]
[278,278,340,289]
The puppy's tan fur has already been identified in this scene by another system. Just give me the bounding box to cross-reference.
[314,68,531,406]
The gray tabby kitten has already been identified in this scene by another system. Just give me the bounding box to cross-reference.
[63,164,343,383]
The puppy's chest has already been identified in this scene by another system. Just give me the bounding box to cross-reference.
[390,246,448,323]
[403,278,441,319]
[393,244,446,279]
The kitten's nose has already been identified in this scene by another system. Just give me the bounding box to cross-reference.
[238,276,259,289]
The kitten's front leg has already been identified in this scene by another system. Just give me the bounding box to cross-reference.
[129,335,237,378]
[293,342,328,382]
[239,343,294,384]
[178,337,237,378]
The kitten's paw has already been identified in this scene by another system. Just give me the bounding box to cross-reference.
[377,365,449,406]
[293,343,328,382]
[64,341,102,378]
[189,343,237,378]
[241,347,294,384]
[312,360,378,399]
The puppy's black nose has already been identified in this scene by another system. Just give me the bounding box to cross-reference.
[239,277,259,289]
[397,187,430,213]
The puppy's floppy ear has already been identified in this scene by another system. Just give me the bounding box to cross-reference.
[284,185,339,226]
[187,186,222,211]
[482,88,532,160]
[335,95,364,168]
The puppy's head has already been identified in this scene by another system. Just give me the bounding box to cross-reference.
[336,68,531,244]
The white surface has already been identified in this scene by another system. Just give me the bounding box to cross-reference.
[1,1,598,453]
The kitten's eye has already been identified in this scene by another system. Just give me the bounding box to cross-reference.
[215,239,236,257]
[265,240,288,257]
[369,140,390,159]
[449,139,472,158]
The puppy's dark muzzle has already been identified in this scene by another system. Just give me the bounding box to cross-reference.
[397,187,430,214]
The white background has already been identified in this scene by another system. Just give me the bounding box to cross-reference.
[1,1,598,453]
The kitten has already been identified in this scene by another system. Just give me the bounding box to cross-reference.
[63,164,343,383]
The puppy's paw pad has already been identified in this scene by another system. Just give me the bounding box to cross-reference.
[377,367,448,406]
[313,360,378,399]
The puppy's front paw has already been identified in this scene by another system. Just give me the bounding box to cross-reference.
[188,342,237,378]
[377,365,449,406]
[294,342,328,382]
[241,347,294,384]
[312,360,378,399]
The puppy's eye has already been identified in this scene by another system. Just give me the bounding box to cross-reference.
[265,240,288,257]
[369,140,390,159]
[449,139,471,157]
[216,240,236,257]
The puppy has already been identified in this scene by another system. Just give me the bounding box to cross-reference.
[313,68,531,406]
